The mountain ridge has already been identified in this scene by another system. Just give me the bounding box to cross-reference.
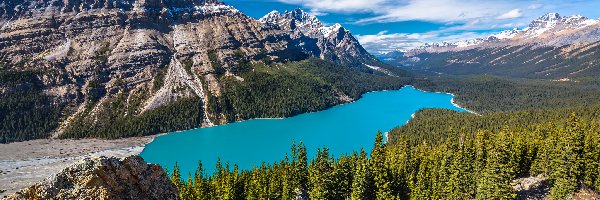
[383,12,600,79]
[407,12,600,54]
[0,0,406,143]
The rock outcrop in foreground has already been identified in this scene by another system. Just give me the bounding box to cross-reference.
[3,156,178,200]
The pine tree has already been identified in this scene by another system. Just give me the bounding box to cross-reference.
[170,163,188,199]
[351,149,375,200]
[309,148,334,199]
[531,125,558,176]
[476,129,516,200]
[412,149,432,199]
[473,130,488,176]
[332,155,355,199]
[370,131,396,199]
[549,114,584,199]
[193,161,212,200]
[582,126,599,189]
[296,141,309,190]
[447,137,475,199]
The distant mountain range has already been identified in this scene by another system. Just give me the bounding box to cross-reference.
[412,13,599,52]
[0,0,404,143]
[385,13,600,79]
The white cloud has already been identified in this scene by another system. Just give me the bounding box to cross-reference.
[356,31,424,53]
[527,3,543,10]
[356,29,492,53]
[278,0,391,13]
[497,9,523,19]
[357,0,514,24]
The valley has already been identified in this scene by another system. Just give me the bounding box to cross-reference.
[2,0,600,199]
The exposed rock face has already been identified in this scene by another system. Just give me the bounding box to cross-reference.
[0,0,384,140]
[259,8,381,66]
[2,156,178,200]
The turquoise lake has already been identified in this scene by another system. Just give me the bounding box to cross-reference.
[140,86,466,175]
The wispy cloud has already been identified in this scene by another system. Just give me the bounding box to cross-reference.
[356,31,423,53]
[497,9,523,19]
[527,3,543,10]
[356,30,492,53]
[277,0,391,13]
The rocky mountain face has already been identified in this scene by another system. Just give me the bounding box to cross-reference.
[2,156,178,200]
[390,13,600,78]
[259,8,381,66]
[0,0,398,143]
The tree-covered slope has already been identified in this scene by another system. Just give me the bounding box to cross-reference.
[59,58,408,140]
[395,41,600,79]
[168,112,600,199]
[410,75,600,113]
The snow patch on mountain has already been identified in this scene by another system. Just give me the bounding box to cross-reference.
[319,23,342,38]
[169,3,240,15]
[259,10,282,24]
[492,28,520,40]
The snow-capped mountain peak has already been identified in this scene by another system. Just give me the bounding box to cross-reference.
[259,8,326,36]
[319,23,343,38]
[411,13,600,53]
[491,28,520,40]
[288,8,320,24]
[524,13,562,36]
[538,12,561,22]
[259,10,282,24]
[522,13,599,36]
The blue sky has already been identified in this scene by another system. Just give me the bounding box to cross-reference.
[223,0,600,54]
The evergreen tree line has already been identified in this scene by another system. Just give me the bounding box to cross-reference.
[412,75,600,114]
[169,114,600,199]
[395,41,600,79]
[213,58,408,121]
[61,96,203,139]
[389,105,600,146]
[0,69,62,143]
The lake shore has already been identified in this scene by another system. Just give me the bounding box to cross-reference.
[0,136,155,197]
[0,85,471,196]
[408,85,480,115]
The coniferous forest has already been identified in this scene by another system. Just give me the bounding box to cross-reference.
[167,73,600,199]
[168,114,600,199]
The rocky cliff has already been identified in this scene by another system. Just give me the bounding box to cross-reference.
[2,156,178,200]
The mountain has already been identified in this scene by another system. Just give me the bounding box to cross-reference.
[259,8,381,67]
[409,13,600,53]
[386,13,600,79]
[0,0,406,143]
